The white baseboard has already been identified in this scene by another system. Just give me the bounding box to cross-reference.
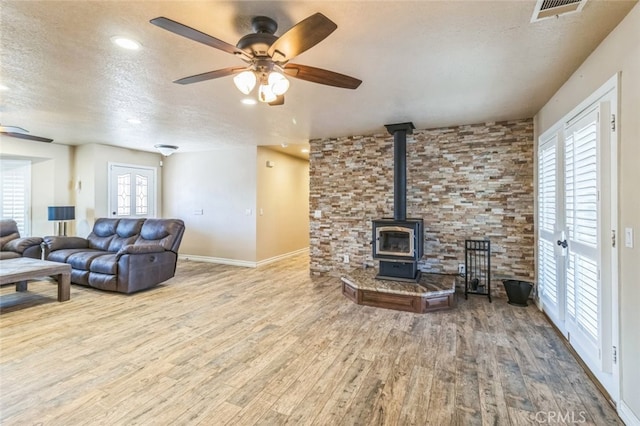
[619,400,640,426]
[178,254,257,268]
[179,247,309,269]
[256,247,309,267]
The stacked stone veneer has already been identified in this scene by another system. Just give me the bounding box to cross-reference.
[309,119,534,297]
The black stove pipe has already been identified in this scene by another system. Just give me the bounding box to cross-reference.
[384,122,415,222]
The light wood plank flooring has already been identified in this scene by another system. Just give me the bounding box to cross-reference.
[0,254,621,425]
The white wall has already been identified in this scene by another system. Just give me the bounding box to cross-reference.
[256,148,310,262]
[162,147,258,263]
[74,143,162,236]
[0,140,163,237]
[534,3,640,420]
[0,137,74,236]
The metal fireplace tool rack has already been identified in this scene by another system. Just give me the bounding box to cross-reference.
[464,239,491,302]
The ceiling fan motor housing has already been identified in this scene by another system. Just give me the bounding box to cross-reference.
[236,16,279,57]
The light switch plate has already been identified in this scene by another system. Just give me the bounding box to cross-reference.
[625,227,634,248]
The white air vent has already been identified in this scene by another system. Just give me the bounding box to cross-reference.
[531,0,588,22]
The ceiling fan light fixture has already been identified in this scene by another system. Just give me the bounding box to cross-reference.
[258,84,277,103]
[154,144,178,156]
[268,72,289,96]
[233,71,257,95]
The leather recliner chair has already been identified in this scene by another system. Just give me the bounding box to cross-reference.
[0,219,43,260]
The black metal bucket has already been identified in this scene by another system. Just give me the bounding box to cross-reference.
[503,280,533,307]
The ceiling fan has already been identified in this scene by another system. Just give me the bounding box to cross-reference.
[150,12,362,105]
[0,125,53,143]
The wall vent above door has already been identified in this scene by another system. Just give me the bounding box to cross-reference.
[531,0,588,22]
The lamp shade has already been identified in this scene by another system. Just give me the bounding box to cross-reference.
[233,70,257,95]
[48,206,75,221]
[258,84,277,103]
[268,72,289,96]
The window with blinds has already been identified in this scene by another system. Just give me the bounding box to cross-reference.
[565,107,599,343]
[0,159,31,235]
[538,139,558,306]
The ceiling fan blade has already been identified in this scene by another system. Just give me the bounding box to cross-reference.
[150,17,252,61]
[174,66,248,85]
[268,13,337,63]
[283,63,362,89]
[268,95,285,106]
[1,132,53,143]
[0,125,28,133]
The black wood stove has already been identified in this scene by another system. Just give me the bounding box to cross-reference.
[372,122,423,282]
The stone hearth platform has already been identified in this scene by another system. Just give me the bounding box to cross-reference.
[341,268,457,313]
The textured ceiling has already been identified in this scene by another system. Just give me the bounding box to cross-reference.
[0,1,636,154]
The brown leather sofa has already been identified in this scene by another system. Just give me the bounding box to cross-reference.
[44,218,185,294]
[0,219,43,260]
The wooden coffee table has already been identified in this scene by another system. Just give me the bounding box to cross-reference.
[0,258,71,302]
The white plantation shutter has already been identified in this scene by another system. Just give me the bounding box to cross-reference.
[0,160,31,235]
[565,107,599,343]
[538,138,558,307]
[537,75,618,400]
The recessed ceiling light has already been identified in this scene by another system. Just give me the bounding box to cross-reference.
[0,84,9,91]
[301,148,309,153]
[127,118,141,124]
[111,36,141,50]
[241,98,257,105]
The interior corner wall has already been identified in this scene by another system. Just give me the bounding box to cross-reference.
[74,143,162,237]
[162,147,257,263]
[534,3,640,419]
[309,119,534,296]
[0,137,74,236]
[256,147,310,262]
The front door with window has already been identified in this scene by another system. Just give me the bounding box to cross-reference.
[108,164,157,218]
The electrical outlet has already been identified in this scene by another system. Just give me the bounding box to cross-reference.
[343,254,350,263]
[458,263,466,275]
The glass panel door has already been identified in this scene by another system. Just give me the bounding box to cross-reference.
[109,164,156,218]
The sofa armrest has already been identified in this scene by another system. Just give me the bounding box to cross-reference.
[3,237,43,254]
[116,244,165,259]
[44,236,89,251]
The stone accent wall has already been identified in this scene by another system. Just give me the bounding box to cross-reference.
[309,119,534,297]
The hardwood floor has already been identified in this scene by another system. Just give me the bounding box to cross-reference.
[0,254,621,425]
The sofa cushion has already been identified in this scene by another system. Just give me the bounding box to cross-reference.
[137,219,185,252]
[48,248,95,264]
[87,218,119,251]
[90,253,118,275]
[107,219,145,252]
[66,250,112,271]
